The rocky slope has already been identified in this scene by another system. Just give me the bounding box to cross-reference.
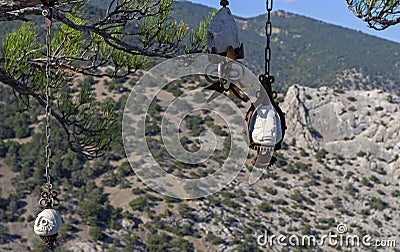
[284,85,400,177]
[1,85,399,251]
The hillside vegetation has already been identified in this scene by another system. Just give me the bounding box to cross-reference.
[1,78,399,251]
[174,2,400,94]
[1,1,399,94]
[0,1,399,251]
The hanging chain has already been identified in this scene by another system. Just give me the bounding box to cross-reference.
[259,0,275,98]
[39,7,59,208]
[265,0,273,78]
[45,15,52,189]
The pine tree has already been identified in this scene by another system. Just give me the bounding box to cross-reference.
[0,0,210,157]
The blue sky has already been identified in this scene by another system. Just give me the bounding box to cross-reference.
[184,0,400,43]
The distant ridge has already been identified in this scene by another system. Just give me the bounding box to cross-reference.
[173,1,400,94]
[0,0,399,94]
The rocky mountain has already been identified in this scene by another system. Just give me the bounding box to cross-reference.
[284,85,400,173]
[1,1,400,251]
[173,1,400,94]
[1,82,399,251]
[1,1,400,94]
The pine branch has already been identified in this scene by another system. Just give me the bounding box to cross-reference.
[347,0,400,30]
[0,0,42,14]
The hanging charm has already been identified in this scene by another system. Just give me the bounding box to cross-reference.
[34,209,62,248]
[204,0,249,103]
[203,0,286,169]
[244,75,286,168]
[35,185,63,249]
[36,185,62,247]
[243,0,287,168]
[206,0,244,59]
[34,3,62,249]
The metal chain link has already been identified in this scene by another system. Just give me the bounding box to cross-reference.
[39,8,59,208]
[265,0,273,78]
[45,22,52,188]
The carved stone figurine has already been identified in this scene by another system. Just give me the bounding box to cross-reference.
[206,4,243,59]
[34,208,62,247]
[250,104,282,147]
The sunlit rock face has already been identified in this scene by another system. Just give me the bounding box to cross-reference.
[282,85,400,177]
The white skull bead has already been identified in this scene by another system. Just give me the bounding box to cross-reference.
[34,209,62,236]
